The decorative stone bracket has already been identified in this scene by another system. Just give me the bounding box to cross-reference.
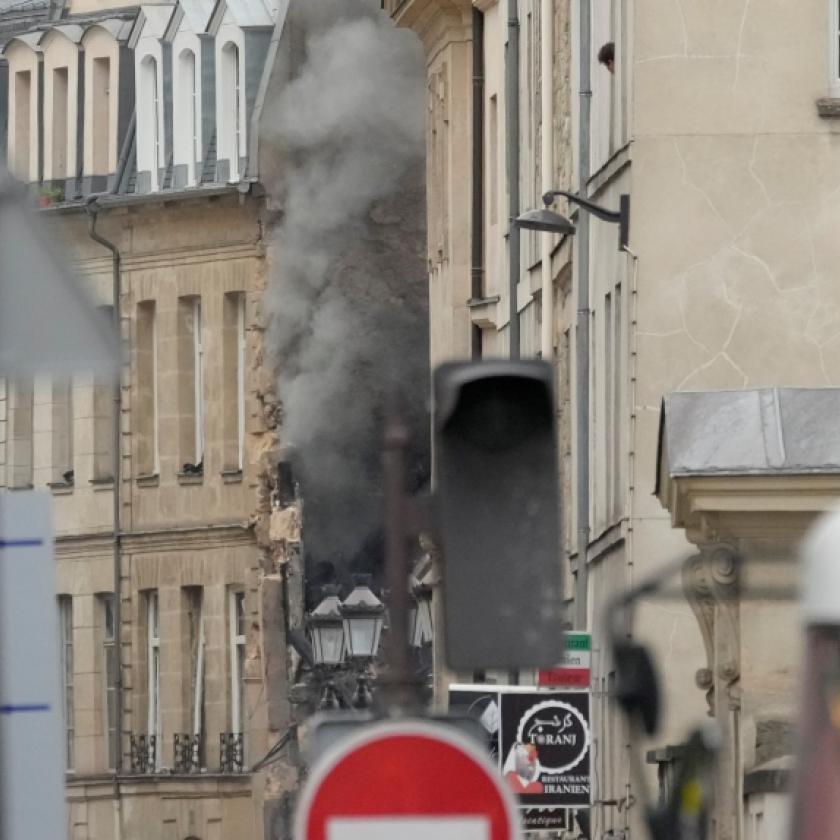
[682,544,742,716]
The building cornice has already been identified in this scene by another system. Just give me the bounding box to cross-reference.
[386,0,472,57]
[662,473,840,545]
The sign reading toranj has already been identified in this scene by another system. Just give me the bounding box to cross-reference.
[448,685,592,832]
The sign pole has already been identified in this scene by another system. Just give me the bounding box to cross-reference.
[380,399,417,711]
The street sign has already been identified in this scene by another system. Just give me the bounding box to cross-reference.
[537,632,591,687]
[448,685,592,832]
[295,719,522,840]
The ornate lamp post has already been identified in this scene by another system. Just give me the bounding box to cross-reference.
[340,578,385,661]
[340,578,385,709]
[308,587,346,709]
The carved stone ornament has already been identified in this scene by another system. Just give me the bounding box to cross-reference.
[682,544,742,715]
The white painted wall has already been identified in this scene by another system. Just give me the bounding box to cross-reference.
[3,41,40,183]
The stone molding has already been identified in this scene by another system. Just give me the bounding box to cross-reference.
[682,543,741,715]
[387,0,472,57]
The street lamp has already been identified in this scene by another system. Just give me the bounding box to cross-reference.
[308,587,345,667]
[516,189,630,251]
[340,578,385,661]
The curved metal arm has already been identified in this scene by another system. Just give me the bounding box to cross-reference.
[543,189,630,250]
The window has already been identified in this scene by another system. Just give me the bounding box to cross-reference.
[136,302,158,476]
[139,56,161,190]
[184,588,205,754]
[177,297,203,471]
[91,57,110,175]
[223,292,246,471]
[51,377,73,485]
[13,70,31,180]
[488,95,498,226]
[99,594,118,770]
[9,379,33,488]
[220,43,242,180]
[51,67,69,180]
[831,0,840,94]
[229,590,245,736]
[93,307,115,481]
[58,596,74,771]
[146,591,161,767]
[177,49,199,185]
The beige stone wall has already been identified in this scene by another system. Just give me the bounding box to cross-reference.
[0,192,282,840]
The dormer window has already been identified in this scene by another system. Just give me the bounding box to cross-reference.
[51,67,69,180]
[219,41,242,181]
[138,55,162,190]
[91,57,111,175]
[175,48,200,186]
[13,70,31,180]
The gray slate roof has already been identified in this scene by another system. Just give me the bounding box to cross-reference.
[656,388,840,489]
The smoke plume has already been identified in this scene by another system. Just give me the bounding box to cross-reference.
[264,0,429,578]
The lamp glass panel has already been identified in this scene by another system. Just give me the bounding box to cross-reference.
[344,616,383,658]
[312,623,344,665]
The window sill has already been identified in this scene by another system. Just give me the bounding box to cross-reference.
[177,472,204,486]
[221,469,243,484]
[136,473,160,488]
[47,482,74,496]
[816,97,840,118]
[7,484,35,491]
[90,477,115,492]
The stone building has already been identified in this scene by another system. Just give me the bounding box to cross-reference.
[0,0,300,837]
[384,1,840,838]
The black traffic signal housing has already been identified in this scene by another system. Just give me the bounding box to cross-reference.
[434,360,564,670]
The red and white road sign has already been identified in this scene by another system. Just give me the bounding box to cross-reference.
[295,719,523,840]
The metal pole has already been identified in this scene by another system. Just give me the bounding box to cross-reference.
[575,0,592,630]
[507,0,521,360]
[380,401,415,711]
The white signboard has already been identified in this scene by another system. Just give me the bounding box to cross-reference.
[0,492,66,840]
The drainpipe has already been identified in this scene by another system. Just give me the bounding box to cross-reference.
[84,114,133,781]
[575,0,592,630]
[540,0,554,361]
[86,204,123,777]
[506,0,520,360]
[506,0,521,688]
[471,7,485,360]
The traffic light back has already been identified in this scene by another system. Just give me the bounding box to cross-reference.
[434,360,565,670]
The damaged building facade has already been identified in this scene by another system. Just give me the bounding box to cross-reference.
[385,1,840,838]
[0,0,427,838]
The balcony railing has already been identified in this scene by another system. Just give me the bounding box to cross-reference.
[126,732,245,774]
[173,733,203,773]
[129,734,156,774]
[220,732,244,773]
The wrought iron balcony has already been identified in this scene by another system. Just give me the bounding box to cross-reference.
[173,733,203,773]
[219,732,244,773]
[129,734,156,774]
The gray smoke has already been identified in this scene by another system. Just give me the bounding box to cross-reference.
[264,0,429,570]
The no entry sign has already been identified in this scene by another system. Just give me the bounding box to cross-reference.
[295,719,522,840]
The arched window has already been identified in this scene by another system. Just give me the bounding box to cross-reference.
[220,42,241,181]
[176,49,199,185]
[139,55,161,190]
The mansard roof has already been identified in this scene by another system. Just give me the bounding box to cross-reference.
[207,0,274,35]
[656,388,840,491]
[127,2,173,47]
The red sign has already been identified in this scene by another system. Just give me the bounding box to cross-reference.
[537,668,589,687]
[296,720,522,840]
